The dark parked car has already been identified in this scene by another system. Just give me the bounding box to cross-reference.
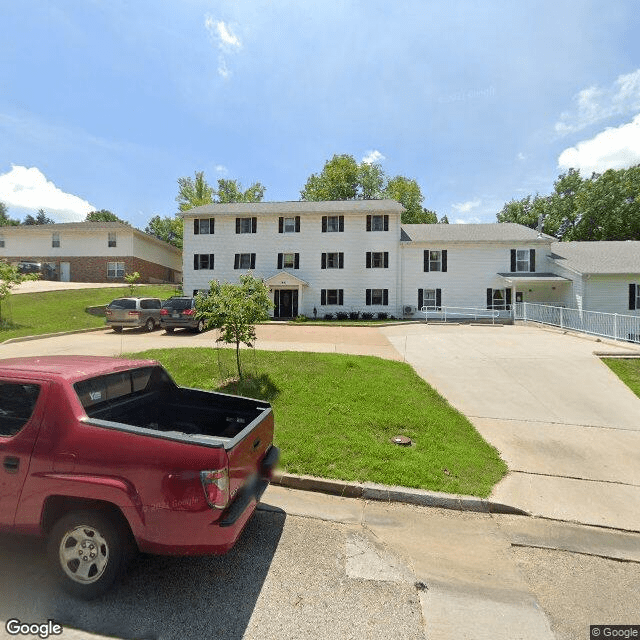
[105,297,162,332]
[160,297,207,333]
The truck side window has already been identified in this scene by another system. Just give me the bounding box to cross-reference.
[0,383,41,437]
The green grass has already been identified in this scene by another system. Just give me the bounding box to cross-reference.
[125,347,508,497]
[0,285,179,341]
[602,358,640,398]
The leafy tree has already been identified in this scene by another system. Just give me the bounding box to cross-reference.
[0,261,38,323]
[439,215,450,224]
[384,175,429,222]
[216,178,266,203]
[422,209,439,224]
[23,209,54,225]
[145,215,183,249]
[86,209,128,224]
[176,171,215,212]
[0,202,20,226]
[195,273,273,380]
[124,271,141,295]
[301,154,360,201]
[358,162,387,200]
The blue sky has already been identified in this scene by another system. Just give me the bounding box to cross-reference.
[1,0,639,227]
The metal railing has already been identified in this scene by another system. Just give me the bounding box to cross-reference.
[514,302,640,344]
[421,306,502,323]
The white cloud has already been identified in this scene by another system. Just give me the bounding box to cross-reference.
[451,199,480,214]
[0,166,94,222]
[517,152,526,161]
[557,113,640,174]
[454,217,482,224]
[214,164,228,174]
[361,150,385,164]
[205,17,242,79]
[555,69,640,135]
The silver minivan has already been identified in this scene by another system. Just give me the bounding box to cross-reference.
[105,297,162,332]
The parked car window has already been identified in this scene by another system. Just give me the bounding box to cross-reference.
[108,299,136,310]
[140,299,161,310]
[162,298,193,311]
[0,382,41,437]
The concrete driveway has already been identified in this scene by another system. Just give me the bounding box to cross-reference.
[381,323,640,531]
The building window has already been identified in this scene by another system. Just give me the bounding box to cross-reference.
[321,289,344,305]
[107,262,125,278]
[423,249,448,272]
[321,252,344,269]
[52,233,60,248]
[366,214,389,232]
[516,249,529,272]
[487,288,512,310]
[236,217,257,234]
[0,236,4,248]
[278,252,299,269]
[365,289,389,306]
[234,253,256,269]
[279,216,300,233]
[366,252,389,268]
[321,215,344,232]
[630,284,640,311]
[193,254,214,270]
[194,218,215,234]
[108,232,117,248]
[418,288,442,310]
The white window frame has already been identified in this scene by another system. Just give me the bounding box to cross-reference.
[107,261,125,278]
[371,215,385,231]
[370,289,384,305]
[423,289,437,310]
[636,284,640,309]
[326,216,340,232]
[326,289,340,305]
[371,252,384,268]
[492,289,506,309]
[108,232,117,248]
[238,253,252,269]
[429,250,442,272]
[239,218,252,234]
[52,233,61,248]
[197,219,213,234]
[0,235,4,248]
[516,249,530,272]
[198,254,214,270]
[283,217,296,233]
[326,252,341,268]
[282,253,295,269]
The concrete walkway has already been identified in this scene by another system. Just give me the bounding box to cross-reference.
[381,323,640,531]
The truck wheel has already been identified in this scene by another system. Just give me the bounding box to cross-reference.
[48,511,126,600]
[113,326,123,333]
[145,318,155,332]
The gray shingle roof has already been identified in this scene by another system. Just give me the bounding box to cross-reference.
[549,241,640,274]
[182,199,405,217]
[401,223,555,243]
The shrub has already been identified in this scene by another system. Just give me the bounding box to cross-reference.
[361,312,374,320]
[293,315,308,323]
[377,312,388,320]
[349,311,360,320]
[324,313,335,320]
[336,311,349,321]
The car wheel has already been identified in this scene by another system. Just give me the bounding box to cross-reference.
[145,318,155,332]
[113,326,123,333]
[164,327,174,334]
[196,319,206,333]
[48,511,127,600]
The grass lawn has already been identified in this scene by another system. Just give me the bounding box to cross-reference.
[602,358,640,398]
[126,347,508,497]
[0,285,178,341]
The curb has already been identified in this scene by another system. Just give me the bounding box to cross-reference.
[1,326,106,345]
[272,472,530,516]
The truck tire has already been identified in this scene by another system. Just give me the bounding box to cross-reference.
[48,510,126,600]
[145,318,155,332]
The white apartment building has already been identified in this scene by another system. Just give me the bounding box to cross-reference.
[182,200,640,319]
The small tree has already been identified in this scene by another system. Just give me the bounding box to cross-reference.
[0,261,38,324]
[124,271,141,295]
[196,273,273,380]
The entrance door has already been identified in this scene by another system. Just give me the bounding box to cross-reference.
[60,262,71,282]
[274,289,298,318]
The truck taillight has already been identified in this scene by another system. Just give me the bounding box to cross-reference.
[183,309,195,316]
[200,469,229,510]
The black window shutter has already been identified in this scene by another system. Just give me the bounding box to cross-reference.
[294,253,300,269]
[234,254,240,269]
[366,252,371,268]
[209,254,214,269]
[384,215,389,231]
[235,218,241,234]
[339,216,344,232]
[487,288,493,309]
[383,289,388,305]
[321,253,327,269]
[384,252,389,268]
[278,217,283,233]
[273,290,280,316]
[366,289,371,305]
[251,217,257,233]
[295,216,300,232]
[322,216,327,232]
[194,254,199,270]
[630,284,637,310]
[436,289,441,309]
[321,289,326,305]
[510,249,516,272]
[250,253,256,269]
[339,253,344,269]
[506,288,512,309]
[277,253,283,269]
[366,215,371,231]
[194,220,199,235]
[418,289,423,309]
[442,250,447,272]
[210,218,215,234]
[424,250,429,272]
[338,290,344,305]
[530,249,535,272]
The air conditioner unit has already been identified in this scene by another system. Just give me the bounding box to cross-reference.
[404,305,415,315]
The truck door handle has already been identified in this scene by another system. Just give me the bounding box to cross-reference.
[3,456,19,474]
[252,438,261,450]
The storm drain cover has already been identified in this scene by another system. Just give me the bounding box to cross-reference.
[391,435,412,446]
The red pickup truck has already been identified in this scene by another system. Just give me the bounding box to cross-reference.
[0,355,279,599]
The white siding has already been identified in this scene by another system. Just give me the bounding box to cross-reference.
[584,275,640,315]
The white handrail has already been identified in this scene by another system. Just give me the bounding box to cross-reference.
[421,306,502,324]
